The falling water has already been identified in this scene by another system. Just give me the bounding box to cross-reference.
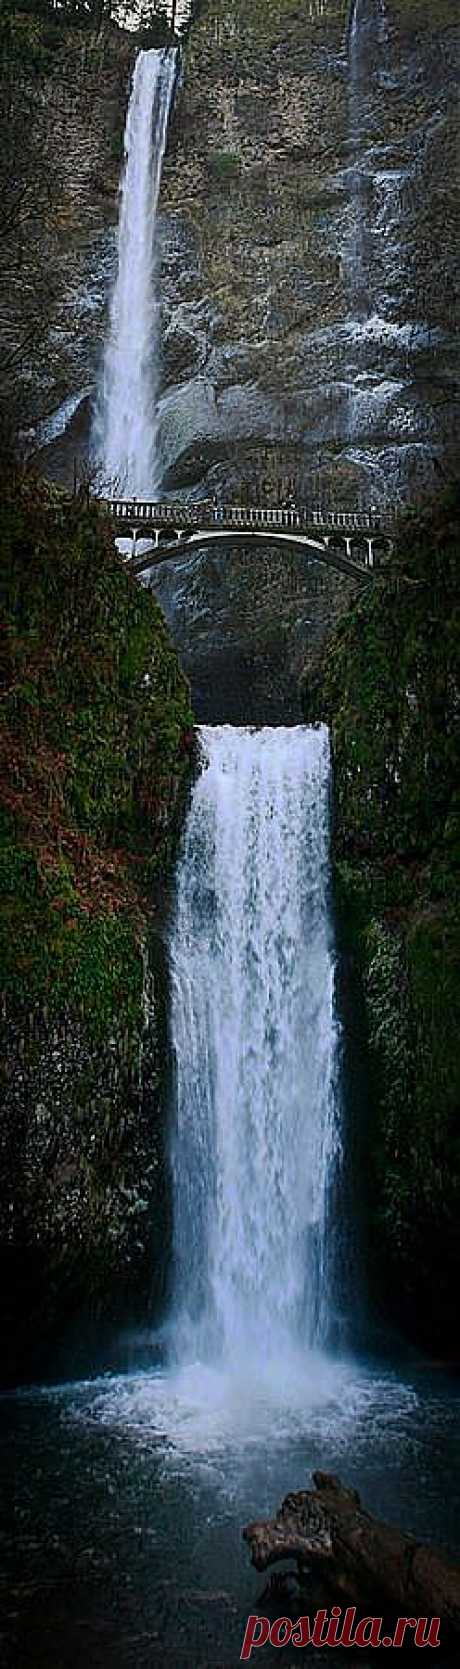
[348,0,375,323]
[346,0,405,493]
[95,49,177,496]
[169,725,341,1368]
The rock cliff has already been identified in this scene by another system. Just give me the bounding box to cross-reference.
[158,0,459,507]
[3,2,458,717]
[0,14,135,450]
[302,488,460,1351]
[0,477,195,1381]
[153,0,459,717]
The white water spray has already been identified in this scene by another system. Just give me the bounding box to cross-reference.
[96,49,176,496]
[170,726,341,1368]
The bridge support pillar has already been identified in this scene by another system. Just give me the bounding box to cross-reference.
[366,539,375,567]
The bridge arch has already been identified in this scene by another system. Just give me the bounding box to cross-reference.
[130,526,374,584]
[102,497,396,583]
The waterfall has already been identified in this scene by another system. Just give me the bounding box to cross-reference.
[95,49,176,497]
[348,0,374,324]
[346,0,400,492]
[169,725,341,1368]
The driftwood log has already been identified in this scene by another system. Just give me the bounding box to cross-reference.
[243,1472,460,1637]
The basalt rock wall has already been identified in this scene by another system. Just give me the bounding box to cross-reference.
[4,2,458,720]
[151,0,459,718]
[7,1,458,505]
[0,483,195,1382]
[0,15,134,452]
[158,0,459,508]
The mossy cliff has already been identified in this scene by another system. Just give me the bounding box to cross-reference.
[302,490,460,1350]
[0,479,195,1381]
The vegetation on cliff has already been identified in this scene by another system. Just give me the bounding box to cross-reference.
[1,476,194,1022]
[301,489,460,1348]
[0,475,195,1376]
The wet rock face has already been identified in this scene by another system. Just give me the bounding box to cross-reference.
[1,26,134,453]
[15,1,459,715]
[158,0,459,509]
[146,0,458,716]
[11,0,459,502]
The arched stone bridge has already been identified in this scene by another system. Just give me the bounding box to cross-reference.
[101,499,396,582]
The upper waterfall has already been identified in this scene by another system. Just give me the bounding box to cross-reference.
[95,48,177,497]
[169,725,341,1368]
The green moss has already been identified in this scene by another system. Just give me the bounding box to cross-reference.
[301,489,460,1347]
[0,483,195,1036]
[0,477,196,1367]
[208,150,242,182]
[0,12,55,76]
[185,0,349,68]
[391,0,458,29]
[0,851,144,1042]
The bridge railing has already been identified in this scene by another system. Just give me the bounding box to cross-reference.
[104,499,197,526]
[213,506,391,532]
[102,499,396,533]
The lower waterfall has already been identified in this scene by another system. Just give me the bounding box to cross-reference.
[169,725,341,1368]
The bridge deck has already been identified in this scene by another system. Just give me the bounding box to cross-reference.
[98,497,395,579]
[102,498,394,535]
